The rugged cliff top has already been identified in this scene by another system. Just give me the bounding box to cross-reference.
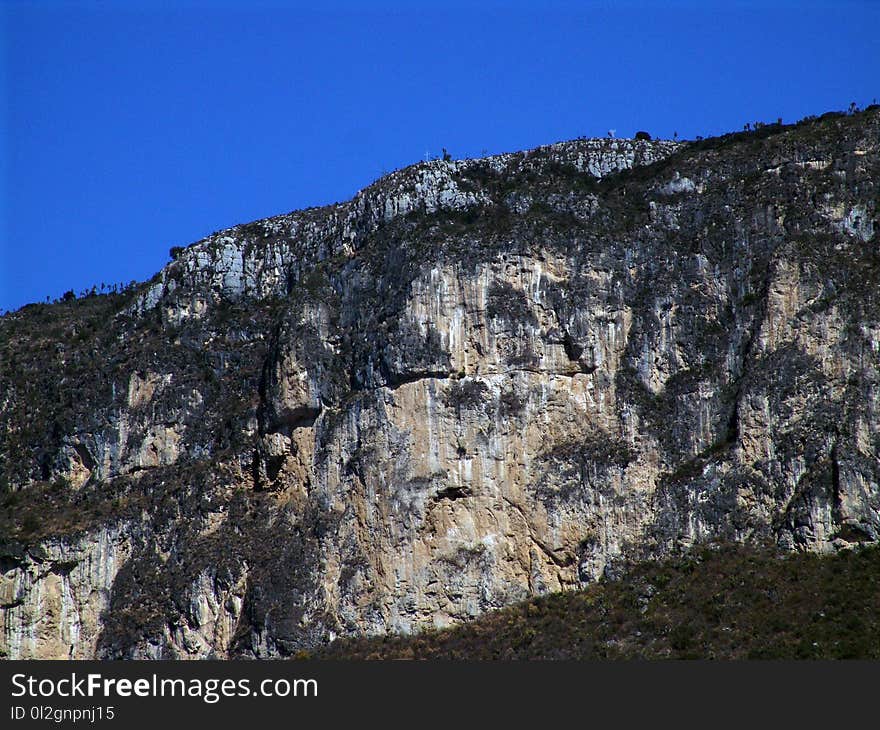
[3,108,877,501]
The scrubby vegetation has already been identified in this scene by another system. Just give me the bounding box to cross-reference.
[318,543,880,659]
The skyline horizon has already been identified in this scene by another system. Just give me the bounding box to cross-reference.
[4,105,875,312]
[3,1,878,312]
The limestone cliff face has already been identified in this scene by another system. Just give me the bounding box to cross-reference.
[2,112,879,658]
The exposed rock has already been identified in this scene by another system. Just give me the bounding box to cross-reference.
[0,525,131,659]
[1,111,879,658]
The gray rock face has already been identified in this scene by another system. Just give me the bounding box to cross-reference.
[2,112,880,658]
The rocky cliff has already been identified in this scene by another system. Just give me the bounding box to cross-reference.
[1,110,879,658]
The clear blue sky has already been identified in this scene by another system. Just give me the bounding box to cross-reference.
[1,0,878,313]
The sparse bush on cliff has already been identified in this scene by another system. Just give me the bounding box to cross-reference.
[442,379,489,412]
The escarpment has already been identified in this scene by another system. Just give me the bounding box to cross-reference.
[2,110,879,658]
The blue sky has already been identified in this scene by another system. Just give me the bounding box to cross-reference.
[1,0,878,313]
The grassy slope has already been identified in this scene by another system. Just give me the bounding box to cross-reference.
[318,543,880,659]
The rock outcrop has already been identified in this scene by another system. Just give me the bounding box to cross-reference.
[1,111,879,658]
